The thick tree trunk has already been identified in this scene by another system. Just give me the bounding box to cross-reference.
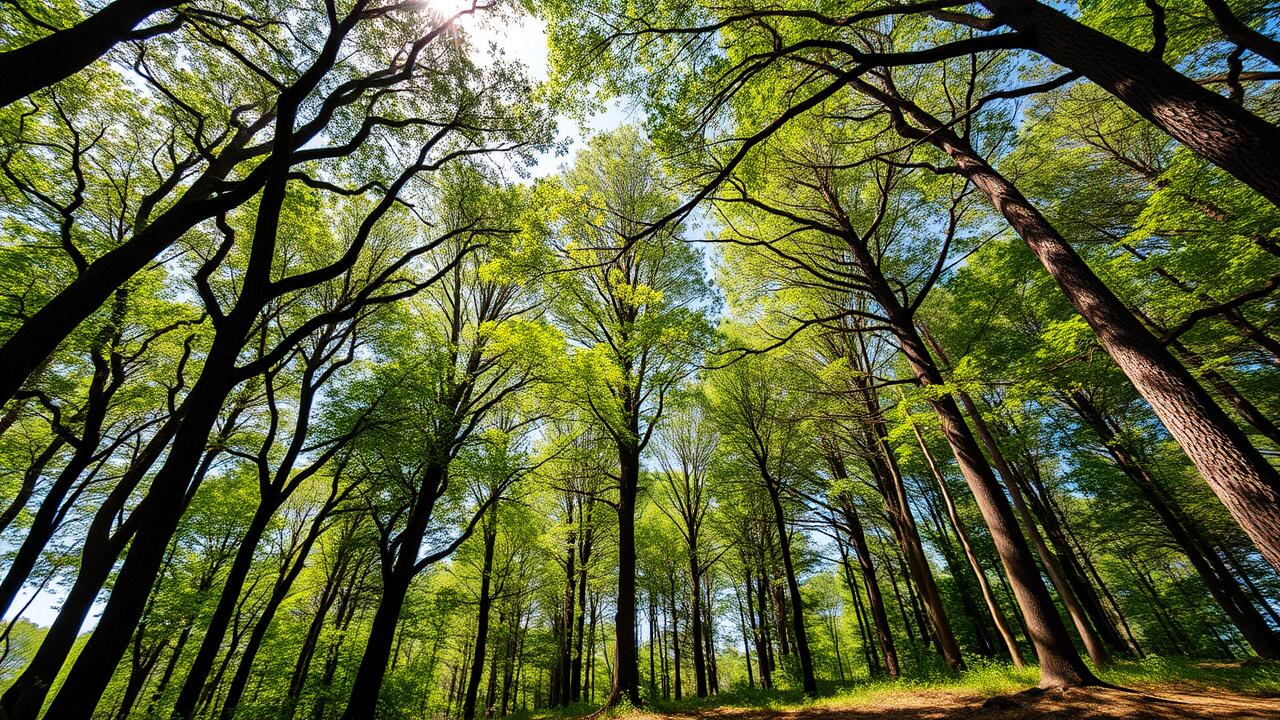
[1067,391,1280,659]
[979,0,1280,206]
[0,0,183,107]
[464,514,499,720]
[28,333,248,720]
[868,78,1280,573]
[932,378,1111,668]
[908,422,1025,668]
[604,449,643,706]
[764,479,818,695]
[172,502,277,718]
[341,463,444,720]
[689,555,708,697]
[6,414,199,720]
[342,572,412,720]
[842,234,1095,686]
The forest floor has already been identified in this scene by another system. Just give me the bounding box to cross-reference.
[656,683,1280,719]
[582,659,1280,720]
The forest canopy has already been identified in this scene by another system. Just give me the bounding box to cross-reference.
[0,1,1278,719]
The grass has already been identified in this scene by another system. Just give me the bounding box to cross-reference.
[523,657,1280,720]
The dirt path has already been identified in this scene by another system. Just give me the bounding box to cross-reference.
[661,684,1280,719]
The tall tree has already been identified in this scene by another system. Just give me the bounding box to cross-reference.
[545,127,715,707]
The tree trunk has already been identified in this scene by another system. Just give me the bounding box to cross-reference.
[464,513,499,720]
[604,448,643,706]
[0,437,63,539]
[1067,390,1280,659]
[830,474,900,677]
[837,537,879,676]
[866,75,1280,573]
[572,518,592,702]
[703,581,718,694]
[979,0,1280,206]
[735,587,754,688]
[908,422,1025,668]
[872,431,966,671]
[220,512,330,720]
[688,554,707,698]
[763,478,817,695]
[669,572,682,701]
[21,334,248,720]
[0,0,183,107]
[172,502,278,718]
[744,568,771,689]
[943,383,1111,669]
[558,500,575,706]
[340,463,444,720]
[842,232,1095,686]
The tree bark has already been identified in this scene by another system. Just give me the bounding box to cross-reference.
[763,476,818,695]
[978,0,1280,206]
[1066,390,1280,659]
[171,503,277,718]
[604,448,643,706]
[838,227,1095,686]
[0,0,184,108]
[832,487,900,679]
[922,365,1111,668]
[865,76,1280,573]
[908,422,1025,668]
[20,328,249,720]
[340,462,445,720]
[688,555,707,697]
[464,510,499,720]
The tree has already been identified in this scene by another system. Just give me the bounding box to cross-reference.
[544,126,715,707]
[654,401,721,698]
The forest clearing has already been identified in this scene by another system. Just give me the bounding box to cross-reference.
[1,1,1279,719]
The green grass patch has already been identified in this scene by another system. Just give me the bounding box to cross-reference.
[528,657,1280,719]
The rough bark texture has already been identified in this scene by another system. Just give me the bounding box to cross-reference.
[866,77,1280,574]
[979,0,1280,206]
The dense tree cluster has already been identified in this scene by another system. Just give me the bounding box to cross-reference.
[0,1,1277,718]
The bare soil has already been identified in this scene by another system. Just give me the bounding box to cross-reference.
[664,684,1280,719]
